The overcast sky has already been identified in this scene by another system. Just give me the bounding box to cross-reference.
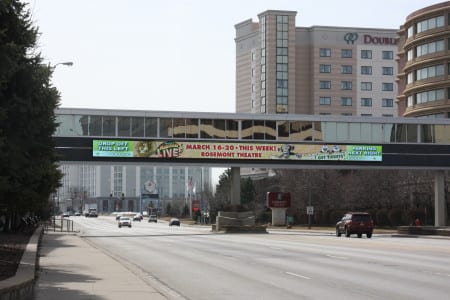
[27,0,443,113]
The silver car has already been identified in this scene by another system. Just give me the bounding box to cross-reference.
[118,217,132,228]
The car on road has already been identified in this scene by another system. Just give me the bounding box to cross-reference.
[169,218,180,226]
[148,214,157,223]
[336,212,373,238]
[133,213,143,221]
[118,217,132,228]
[115,214,122,221]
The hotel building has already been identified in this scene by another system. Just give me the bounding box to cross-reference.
[397,1,450,118]
[235,10,399,117]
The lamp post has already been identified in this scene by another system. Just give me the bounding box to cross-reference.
[49,61,73,70]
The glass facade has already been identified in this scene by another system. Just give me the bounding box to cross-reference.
[260,16,266,113]
[55,109,450,144]
[276,15,289,113]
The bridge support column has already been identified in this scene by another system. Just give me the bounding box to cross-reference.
[434,171,447,227]
[230,167,240,205]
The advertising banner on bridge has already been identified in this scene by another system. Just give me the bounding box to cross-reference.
[92,140,382,162]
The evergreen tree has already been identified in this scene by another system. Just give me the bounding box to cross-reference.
[0,0,62,230]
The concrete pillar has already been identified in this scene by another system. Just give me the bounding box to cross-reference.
[271,208,287,226]
[434,171,447,227]
[230,167,240,205]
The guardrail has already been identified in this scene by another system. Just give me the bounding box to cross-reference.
[44,217,74,232]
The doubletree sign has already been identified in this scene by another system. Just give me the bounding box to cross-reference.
[266,192,291,208]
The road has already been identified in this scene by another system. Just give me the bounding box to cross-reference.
[71,216,450,300]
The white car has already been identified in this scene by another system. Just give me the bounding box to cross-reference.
[118,217,132,228]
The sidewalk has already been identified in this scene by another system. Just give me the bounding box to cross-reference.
[33,231,167,300]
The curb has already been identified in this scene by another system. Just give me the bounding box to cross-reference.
[0,226,43,300]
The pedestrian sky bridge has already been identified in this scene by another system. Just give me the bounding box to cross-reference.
[54,108,450,226]
[54,108,450,169]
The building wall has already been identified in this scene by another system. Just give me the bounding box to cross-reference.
[235,10,398,117]
[56,165,212,213]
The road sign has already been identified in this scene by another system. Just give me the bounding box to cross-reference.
[307,206,314,215]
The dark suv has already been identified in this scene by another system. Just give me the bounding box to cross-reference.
[336,212,373,238]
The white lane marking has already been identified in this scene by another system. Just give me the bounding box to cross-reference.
[326,254,348,259]
[286,271,311,280]
[269,247,283,251]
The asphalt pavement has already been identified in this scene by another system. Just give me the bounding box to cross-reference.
[33,231,168,300]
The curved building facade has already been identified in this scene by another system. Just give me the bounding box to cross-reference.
[397,1,450,118]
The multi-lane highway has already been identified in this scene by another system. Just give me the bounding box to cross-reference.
[71,216,450,300]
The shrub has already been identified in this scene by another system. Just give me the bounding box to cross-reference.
[388,209,403,226]
[376,209,390,226]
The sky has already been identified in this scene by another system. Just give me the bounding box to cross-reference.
[27,0,444,114]
[25,0,444,184]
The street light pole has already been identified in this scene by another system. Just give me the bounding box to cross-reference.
[49,61,73,70]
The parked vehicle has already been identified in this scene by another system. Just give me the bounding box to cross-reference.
[336,212,373,238]
[169,218,180,226]
[148,214,157,223]
[118,217,132,228]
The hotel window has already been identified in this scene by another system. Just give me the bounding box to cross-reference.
[416,64,444,80]
[416,89,444,104]
[407,26,414,38]
[341,65,352,74]
[361,50,372,59]
[407,72,414,84]
[361,114,372,117]
[382,83,393,91]
[341,81,352,90]
[361,66,372,75]
[361,82,372,91]
[407,49,413,61]
[382,98,394,107]
[319,97,331,105]
[407,95,414,107]
[361,98,372,107]
[320,48,331,57]
[320,81,331,89]
[382,67,394,75]
[416,40,444,57]
[320,64,331,73]
[341,49,352,58]
[341,97,352,106]
[417,15,444,33]
[382,51,394,60]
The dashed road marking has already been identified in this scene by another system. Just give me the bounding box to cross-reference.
[286,271,311,280]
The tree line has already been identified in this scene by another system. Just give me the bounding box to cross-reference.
[210,168,448,227]
[0,0,61,232]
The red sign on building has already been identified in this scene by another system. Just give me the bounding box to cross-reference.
[192,199,200,212]
[266,192,291,208]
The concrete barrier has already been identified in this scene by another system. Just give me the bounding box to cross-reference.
[397,226,450,236]
[215,211,266,233]
[0,226,43,300]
